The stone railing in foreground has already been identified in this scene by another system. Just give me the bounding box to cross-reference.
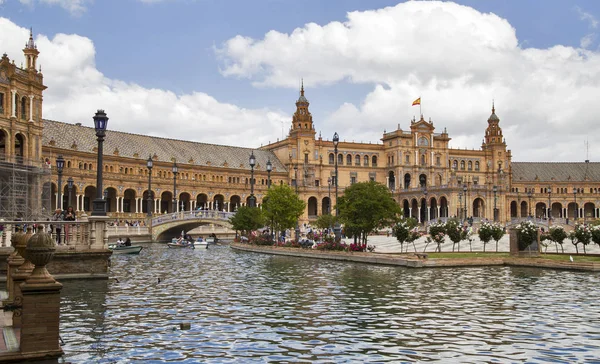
[0,216,112,280]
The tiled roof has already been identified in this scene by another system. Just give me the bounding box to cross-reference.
[42,119,287,172]
[512,162,600,182]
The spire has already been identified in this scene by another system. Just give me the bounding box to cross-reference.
[23,28,39,71]
[26,28,36,49]
[300,78,304,97]
[492,99,495,114]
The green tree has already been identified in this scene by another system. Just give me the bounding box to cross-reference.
[314,214,337,230]
[548,226,567,253]
[262,184,305,241]
[445,219,465,250]
[229,206,265,238]
[392,217,418,252]
[478,222,494,252]
[428,221,446,252]
[491,224,505,252]
[337,181,401,245]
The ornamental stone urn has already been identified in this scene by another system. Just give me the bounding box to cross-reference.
[25,228,57,284]
[9,225,24,260]
[16,226,35,274]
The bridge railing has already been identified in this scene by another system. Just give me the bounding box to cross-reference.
[151,210,235,226]
[0,221,91,249]
[107,225,149,237]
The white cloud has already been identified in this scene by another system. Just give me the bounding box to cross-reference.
[0,18,288,148]
[16,0,90,16]
[576,6,598,29]
[217,1,600,162]
[580,33,595,48]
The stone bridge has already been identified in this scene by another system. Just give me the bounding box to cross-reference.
[150,210,235,241]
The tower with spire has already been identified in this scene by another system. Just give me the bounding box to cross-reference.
[23,28,39,72]
[482,103,511,174]
[290,80,315,138]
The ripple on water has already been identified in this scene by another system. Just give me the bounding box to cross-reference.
[58,244,600,363]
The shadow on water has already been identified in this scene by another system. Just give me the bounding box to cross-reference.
[58,244,600,363]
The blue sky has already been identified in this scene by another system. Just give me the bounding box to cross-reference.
[1,0,600,161]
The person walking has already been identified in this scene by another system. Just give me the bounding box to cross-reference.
[63,206,76,244]
[52,209,64,245]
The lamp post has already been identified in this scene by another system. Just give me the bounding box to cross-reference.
[333,132,341,242]
[266,158,272,189]
[493,185,498,222]
[463,184,467,222]
[56,155,65,211]
[91,110,108,216]
[294,164,300,242]
[573,187,578,221]
[458,192,463,220]
[248,151,256,207]
[547,186,552,221]
[146,155,153,217]
[172,161,178,213]
[423,188,428,223]
[67,177,73,210]
[527,189,532,218]
[327,177,332,215]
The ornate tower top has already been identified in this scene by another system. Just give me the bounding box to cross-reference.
[483,102,505,148]
[23,28,39,71]
[290,79,315,137]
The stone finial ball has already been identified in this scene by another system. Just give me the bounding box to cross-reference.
[15,227,34,258]
[26,231,56,267]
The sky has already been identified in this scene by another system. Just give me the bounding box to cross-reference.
[1,0,600,162]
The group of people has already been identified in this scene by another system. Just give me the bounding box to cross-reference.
[108,219,145,227]
[50,206,76,245]
[115,237,132,247]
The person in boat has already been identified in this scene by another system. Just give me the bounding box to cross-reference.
[125,238,132,247]
[196,236,204,242]
[116,237,125,247]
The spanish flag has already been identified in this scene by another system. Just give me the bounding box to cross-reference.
[412,97,421,106]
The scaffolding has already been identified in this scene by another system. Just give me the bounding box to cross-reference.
[0,156,51,221]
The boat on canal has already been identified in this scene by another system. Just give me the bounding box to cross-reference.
[168,238,195,248]
[108,244,143,255]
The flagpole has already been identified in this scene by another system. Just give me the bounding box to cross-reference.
[420,96,422,117]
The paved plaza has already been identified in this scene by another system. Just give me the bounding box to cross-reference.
[342,234,600,255]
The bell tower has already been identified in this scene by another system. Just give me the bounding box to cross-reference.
[23,28,39,72]
[290,80,315,138]
[483,103,505,148]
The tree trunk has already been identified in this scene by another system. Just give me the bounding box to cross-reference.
[583,244,587,254]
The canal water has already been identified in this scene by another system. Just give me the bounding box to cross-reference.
[59,243,600,363]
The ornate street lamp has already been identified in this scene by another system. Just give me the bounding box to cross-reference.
[249,151,256,207]
[333,132,341,242]
[147,155,153,217]
[527,189,532,218]
[294,164,300,242]
[172,161,178,213]
[463,184,467,222]
[573,187,578,221]
[547,186,552,221]
[67,177,74,210]
[266,158,272,189]
[493,185,498,222]
[327,177,332,215]
[91,110,108,216]
[423,188,428,223]
[56,155,65,211]
[458,192,463,221]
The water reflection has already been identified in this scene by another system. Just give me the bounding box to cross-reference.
[59,244,600,363]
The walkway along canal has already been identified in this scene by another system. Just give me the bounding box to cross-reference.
[57,243,600,362]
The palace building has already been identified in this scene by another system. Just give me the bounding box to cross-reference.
[1,34,599,224]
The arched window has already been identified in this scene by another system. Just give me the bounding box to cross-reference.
[372,155,378,167]
[420,154,426,166]
[460,160,465,170]
[79,162,83,169]
[328,153,334,165]
[20,97,27,120]
[355,155,360,166]
[346,154,352,165]
[475,161,480,171]
[468,161,473,170]
[453,160,458,169]
[364,155,369,166]
[338,154,343,165]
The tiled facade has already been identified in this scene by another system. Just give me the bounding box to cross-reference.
[1,35,599,224]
